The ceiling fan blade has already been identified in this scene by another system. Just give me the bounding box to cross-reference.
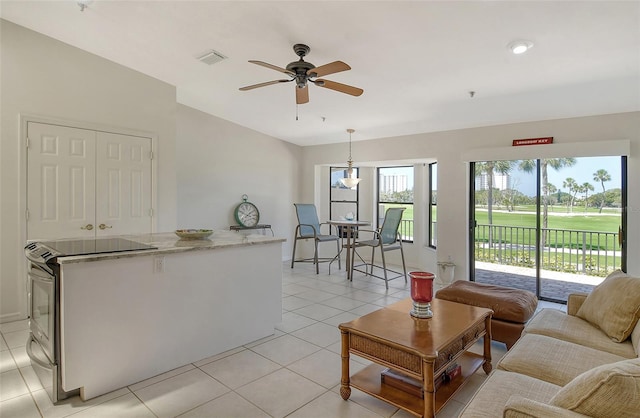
[249,60,295,76]
[307,61,351,78]
[239,79,292,91]
[296,85,309,104]
[315,79,363,97]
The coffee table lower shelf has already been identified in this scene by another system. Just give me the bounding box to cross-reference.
[349,352,485,417]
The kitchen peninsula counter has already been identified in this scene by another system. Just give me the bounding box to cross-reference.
[55,231,285,264]
[58,231,285,401]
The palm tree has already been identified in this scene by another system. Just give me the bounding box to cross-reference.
[593,169,611,213]
[562,177,579,213]
[519,158,576,248]
[580,182,594,212]
[475,160,513,247]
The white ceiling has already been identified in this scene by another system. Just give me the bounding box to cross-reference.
[1,1,639,146]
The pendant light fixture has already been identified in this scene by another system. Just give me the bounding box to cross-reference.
[340,128,361,188]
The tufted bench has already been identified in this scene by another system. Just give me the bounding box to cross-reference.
[435,281,538,349]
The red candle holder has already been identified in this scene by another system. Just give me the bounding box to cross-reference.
[410,271,435,318]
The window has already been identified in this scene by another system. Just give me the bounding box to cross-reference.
[377,166,413,242]
[429,162,437,248]
[330,167,359,236]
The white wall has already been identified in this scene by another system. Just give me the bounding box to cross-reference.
[0,20,178,321]
[176,104,301,259]
[302,112,640,281]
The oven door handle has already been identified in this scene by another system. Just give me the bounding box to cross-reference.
[26,334,53,369]
[28,261,54,277]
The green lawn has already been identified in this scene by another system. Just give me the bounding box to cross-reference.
[474,210,620,232]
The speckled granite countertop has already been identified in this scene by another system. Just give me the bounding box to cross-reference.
[55,231,286,264]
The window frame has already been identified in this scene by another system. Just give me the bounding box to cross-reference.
[429,162,437,248]
[376,166,414,243]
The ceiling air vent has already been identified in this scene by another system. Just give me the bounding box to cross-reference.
[196,49,227,65]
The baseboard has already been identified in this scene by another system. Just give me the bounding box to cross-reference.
[0,311,26,324]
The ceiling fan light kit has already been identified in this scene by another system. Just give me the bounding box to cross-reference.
[340,128,361,188]
[240,43,363,105]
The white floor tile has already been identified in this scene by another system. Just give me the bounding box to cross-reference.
[293,303,344,321]
[349,303,383,316]
[275,311,317,333]
[2,330,29,349]
[295,289,339,303]
[282,295,316,311]
[321,295,367,311]
[178,391,271,418]
[322,311,361,327]
[0,337,8,352]
[128,363,195,392]
[288,349,366,389]
[0,320,29,334]
[0,350,17,374]
[281,283,311,296]
[250,334,321,366]
[236,368,325,418]
[435,399,466,418]
[242,329,284,349]
[19,366,43,392]
[33,387,130,418]
[0,393,41,418]
[371,295,405,307]
[0,369,29,402]
[193,347,245,368]
[67,392,155,418]
[199,349,281,389]
[134,368,229,418]
[10,346,30,369]
[291,322,341,347]
[334,386,399,418]
[287,391,383,418]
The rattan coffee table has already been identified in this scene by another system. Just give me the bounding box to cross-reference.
[339,298,493,417]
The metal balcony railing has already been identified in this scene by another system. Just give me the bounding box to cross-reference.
[474,223,621,277]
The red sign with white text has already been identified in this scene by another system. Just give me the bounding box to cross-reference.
[512,137,554,146]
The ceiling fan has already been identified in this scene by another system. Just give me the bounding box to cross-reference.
[239,43,364,104]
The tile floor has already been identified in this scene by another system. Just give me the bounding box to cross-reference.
[0,262,565,418]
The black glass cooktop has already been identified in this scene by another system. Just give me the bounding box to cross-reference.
[41,238,157,256]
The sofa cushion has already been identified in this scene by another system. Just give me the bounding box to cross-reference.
[576,270,640,342]
[504,395,591,418]
[524,309,636,358]
[458,370,561,418]
[498,333,627,386]
[550,358,640,418]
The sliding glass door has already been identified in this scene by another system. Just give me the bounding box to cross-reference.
[471,156,625,303]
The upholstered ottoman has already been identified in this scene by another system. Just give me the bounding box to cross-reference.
[435,281,538,349]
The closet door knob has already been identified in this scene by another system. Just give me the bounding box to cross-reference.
[99,224,112,230]
[81,224,94,230]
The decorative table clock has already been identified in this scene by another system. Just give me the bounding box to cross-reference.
[234,194,260,227]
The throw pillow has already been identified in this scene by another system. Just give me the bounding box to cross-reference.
[576,270,640,342]
[550,358,640,418]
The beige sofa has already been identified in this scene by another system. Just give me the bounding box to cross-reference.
[459,270,640,418]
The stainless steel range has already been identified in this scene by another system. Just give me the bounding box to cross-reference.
[24,238,157,403]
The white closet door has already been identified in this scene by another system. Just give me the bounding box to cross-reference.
[27,123,97,240]
[95,132,152,236]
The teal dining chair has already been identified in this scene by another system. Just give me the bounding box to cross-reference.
[291,203,341,274]
[351,207,407,288]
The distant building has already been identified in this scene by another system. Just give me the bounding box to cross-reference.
[379,174,408,193]
[476,172,510,191]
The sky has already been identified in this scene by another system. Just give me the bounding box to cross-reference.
[510,156,622,197]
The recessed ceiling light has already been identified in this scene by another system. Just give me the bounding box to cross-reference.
[508,40,534,55]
